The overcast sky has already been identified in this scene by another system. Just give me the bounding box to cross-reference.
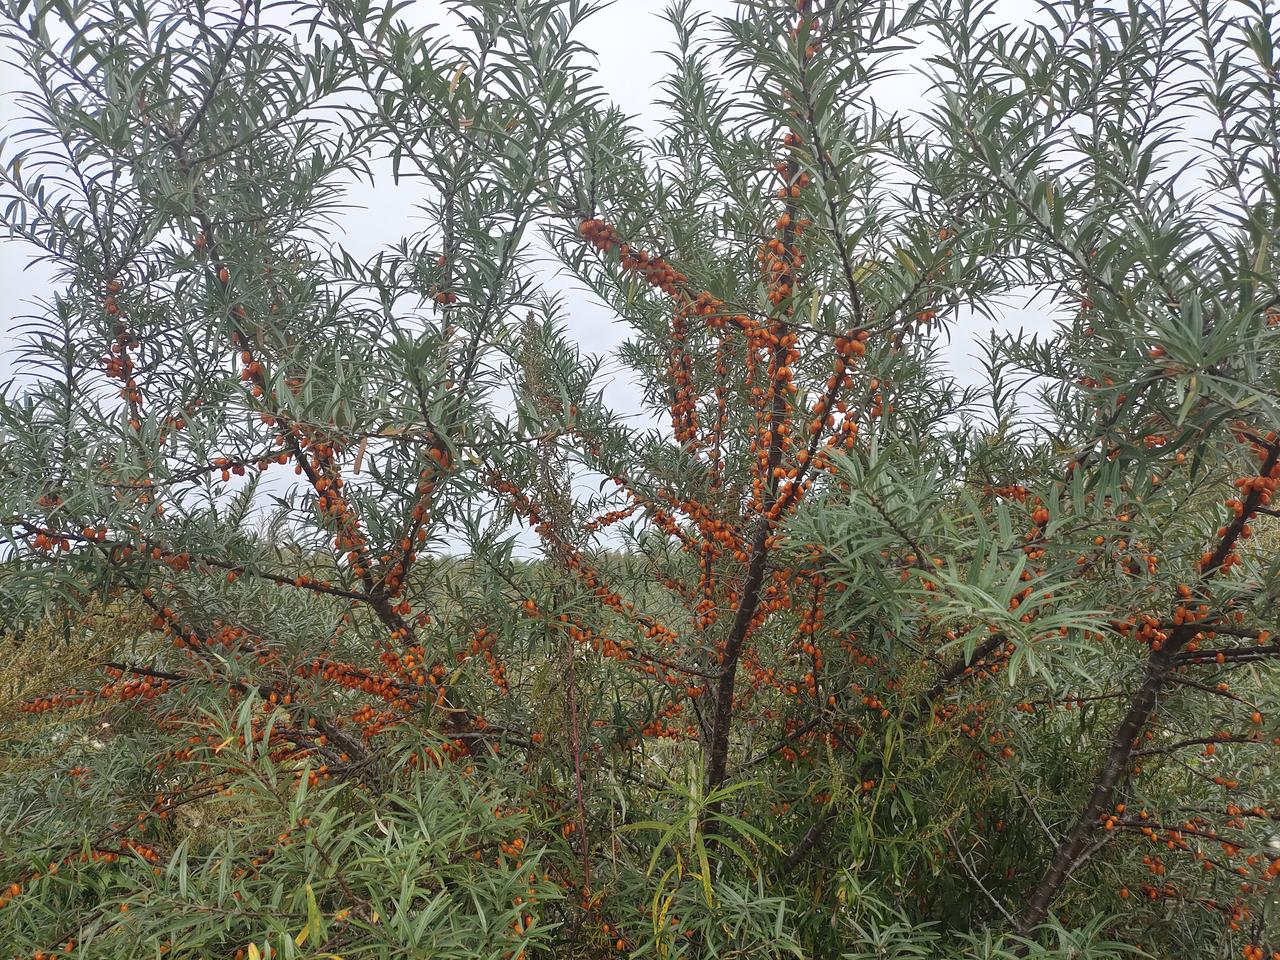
[0,0,1050,406]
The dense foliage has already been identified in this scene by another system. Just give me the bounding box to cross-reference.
[1,0,1279,957]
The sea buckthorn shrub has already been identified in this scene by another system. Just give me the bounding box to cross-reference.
[1,0,1278,958]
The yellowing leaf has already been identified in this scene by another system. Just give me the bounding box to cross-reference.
[248,945,261,960]
[305,882,323,941]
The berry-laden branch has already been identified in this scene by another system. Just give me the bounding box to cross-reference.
[1015,430,1280,934]
[572,11,883,831]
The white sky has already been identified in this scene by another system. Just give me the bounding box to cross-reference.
[0,0,1052,403]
